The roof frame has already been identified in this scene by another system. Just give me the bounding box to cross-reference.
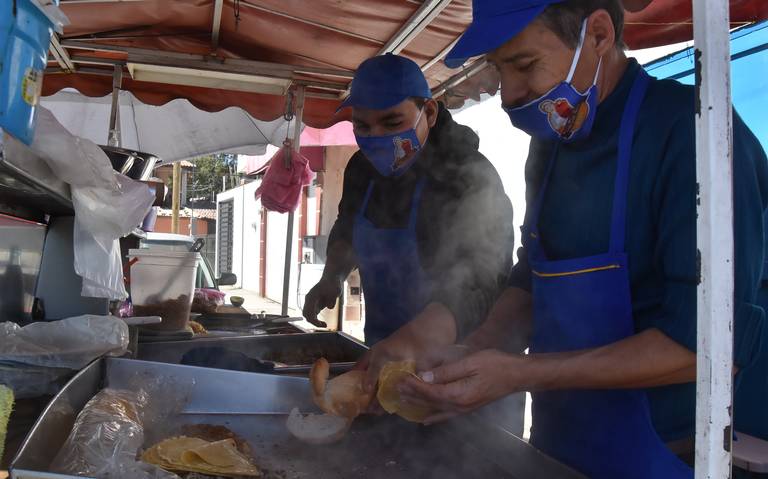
[211,0,224,49]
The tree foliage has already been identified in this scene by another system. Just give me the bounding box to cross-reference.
[187,153,240,203]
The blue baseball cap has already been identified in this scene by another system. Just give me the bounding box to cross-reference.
[444,0,565,68]
[337,53,432,112]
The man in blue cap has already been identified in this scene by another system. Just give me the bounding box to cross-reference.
[303,54,514,362]
[390,1,768,478]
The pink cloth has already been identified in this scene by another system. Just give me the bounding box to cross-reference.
[254,147,313,213]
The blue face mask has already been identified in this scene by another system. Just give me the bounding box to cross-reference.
[503,20,602,142]
[355,108,425,177]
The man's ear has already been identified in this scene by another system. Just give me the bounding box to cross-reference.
[425,99,439,128]
[588,9,616,57]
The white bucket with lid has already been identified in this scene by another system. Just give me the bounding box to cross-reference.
[128,249,200,331]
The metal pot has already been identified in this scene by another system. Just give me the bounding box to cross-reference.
[99,145,161,181]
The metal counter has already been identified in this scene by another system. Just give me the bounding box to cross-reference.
[136,332,369,374]
[11,358,586,479]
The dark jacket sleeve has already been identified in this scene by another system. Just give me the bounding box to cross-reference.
[425,155,515,340]
[646,109,767,369]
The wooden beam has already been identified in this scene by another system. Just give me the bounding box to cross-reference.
[171,162,181,234]
[49,34,75,73]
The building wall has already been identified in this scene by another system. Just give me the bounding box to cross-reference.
[154,217,210,235]
[216,180,300,308]
[319,145,357,235]
[216,188,246,288]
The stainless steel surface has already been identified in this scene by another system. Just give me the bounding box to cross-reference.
[98,145,160,181]
[12,358,586,479]
[0,216,46,323]
[0,129,73,218]
[135,332,368,373]
[35,217,110,320]
[10,359,104,479]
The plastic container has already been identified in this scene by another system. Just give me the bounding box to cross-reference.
[0,0,57,144]
[128,249,200,331]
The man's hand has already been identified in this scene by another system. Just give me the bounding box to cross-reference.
[354,302,458,393]
[398,349,523,424]
[302,278,342,327]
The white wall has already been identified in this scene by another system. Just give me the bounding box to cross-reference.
[216,180,263,291]
[264,209,300,308]
[240,181,262,291]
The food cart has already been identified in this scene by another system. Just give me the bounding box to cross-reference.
[1,0,767,478]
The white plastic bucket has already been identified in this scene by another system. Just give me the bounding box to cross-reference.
[128,249,200,331]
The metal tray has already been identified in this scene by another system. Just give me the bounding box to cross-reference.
[135,332,368,374]
[11,358,585,479]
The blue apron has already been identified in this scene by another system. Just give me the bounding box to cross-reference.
[353,178,432,345]
[525,70,694,479]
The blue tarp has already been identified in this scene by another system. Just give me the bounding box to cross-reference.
[644,21,768,152]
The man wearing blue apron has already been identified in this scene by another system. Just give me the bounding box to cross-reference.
[303,54,514,360]
[397,1,768,478]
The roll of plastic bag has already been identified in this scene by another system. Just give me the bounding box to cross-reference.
[0,315,129,369]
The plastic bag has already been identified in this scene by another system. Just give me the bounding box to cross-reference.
[254,146,313,213]
[31,107,155,299]
[31,107,117,190]
[50,388,180,479]
[73,220,130,300]
[72,173,155,241]
[0,315,128,369]
[51,373,193,478]
[191,288,226,314]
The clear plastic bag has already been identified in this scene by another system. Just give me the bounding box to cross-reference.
[31,107,155,299]
[50,388,180,479]
[0,315,128,369]
[50,373,193,478]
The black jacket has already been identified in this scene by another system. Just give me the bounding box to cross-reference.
[328,103,514,339]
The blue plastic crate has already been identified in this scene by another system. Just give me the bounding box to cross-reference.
[0,0,56,145]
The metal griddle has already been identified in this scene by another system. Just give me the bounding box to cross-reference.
[136,332,369,374]
[11,358,586,479]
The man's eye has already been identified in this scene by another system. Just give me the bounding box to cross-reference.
[518,61,536,72]
[384,122,403,129]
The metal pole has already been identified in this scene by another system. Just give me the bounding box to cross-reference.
[108,64,122,147]
[172,162,181,234]
[281,86,305,316]
[693,0,734,477]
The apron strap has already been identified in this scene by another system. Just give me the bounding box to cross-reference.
[408,178,428,230]
[608,69,651,253]
[358,181,375,219]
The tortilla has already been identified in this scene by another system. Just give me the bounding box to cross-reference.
[377,360,434,423]
[142,436,261,477]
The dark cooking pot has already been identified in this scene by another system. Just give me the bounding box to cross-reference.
[99,145,161,181]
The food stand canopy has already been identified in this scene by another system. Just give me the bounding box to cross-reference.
[44,0,768,129]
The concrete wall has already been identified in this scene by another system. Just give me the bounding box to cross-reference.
[319,145,357,235]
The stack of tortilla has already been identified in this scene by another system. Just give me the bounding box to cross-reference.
[142,436,261,477]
